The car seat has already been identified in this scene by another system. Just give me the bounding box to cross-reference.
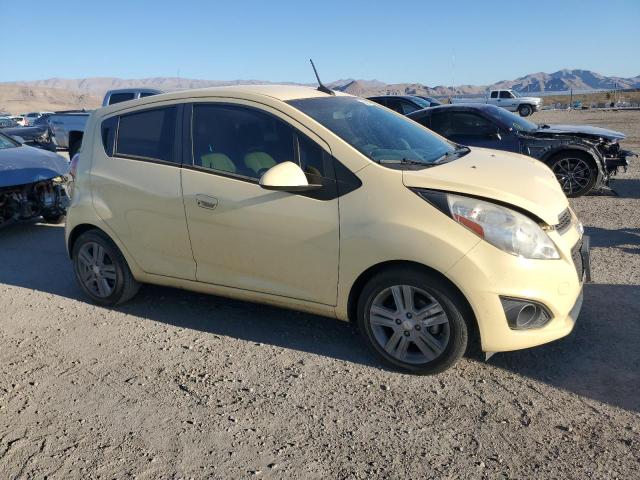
[200,153,236,173]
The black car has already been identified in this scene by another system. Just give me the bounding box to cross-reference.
[408,104,635,197]
[367,95,440,115]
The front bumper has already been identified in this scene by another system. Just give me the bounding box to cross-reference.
[447,225,588,353]
[605,149,637,172]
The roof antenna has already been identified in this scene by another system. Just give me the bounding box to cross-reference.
[310,59,335,95]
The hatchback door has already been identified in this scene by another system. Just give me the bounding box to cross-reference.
[181,101,340,305]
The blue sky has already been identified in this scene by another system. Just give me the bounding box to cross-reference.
[2,0,639,85]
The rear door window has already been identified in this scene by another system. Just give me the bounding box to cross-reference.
[490,91,498,99]
[115,106,177,162]
[448,112,496,137]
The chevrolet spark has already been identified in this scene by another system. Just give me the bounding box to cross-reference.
[66,85,589,374]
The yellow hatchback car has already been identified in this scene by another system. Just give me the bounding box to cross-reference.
[66,85,589,374]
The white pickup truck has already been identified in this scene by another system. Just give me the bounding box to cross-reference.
[451,89,542,117]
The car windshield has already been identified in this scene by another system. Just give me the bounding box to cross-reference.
[0,133,19,150]
[288,96,459,166]
[511,91,521,98]
[485,106,538,133]
[411,97,432,109]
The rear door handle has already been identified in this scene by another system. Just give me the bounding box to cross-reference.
[195,194,218,210]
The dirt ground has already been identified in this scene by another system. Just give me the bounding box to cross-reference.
[1,110,639,479]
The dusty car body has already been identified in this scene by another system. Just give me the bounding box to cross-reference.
[408,104,636,196]
[0,132,70,227]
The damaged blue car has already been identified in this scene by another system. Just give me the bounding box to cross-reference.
[0,132,70,227]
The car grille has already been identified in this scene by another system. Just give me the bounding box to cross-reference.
[555,208,572,234]
[571,239,584,280]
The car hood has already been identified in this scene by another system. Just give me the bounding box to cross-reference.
[0,144,69,188]
[402,148,567,225]
[535,124,625,140]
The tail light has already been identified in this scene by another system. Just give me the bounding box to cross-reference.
[69,153,80,179]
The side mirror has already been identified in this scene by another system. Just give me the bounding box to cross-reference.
[259,161,321,192]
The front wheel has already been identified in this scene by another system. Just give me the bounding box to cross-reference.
[548,152,598,197]
[518,104,533,117]
[72,230,140,306]
[357,268,469,375]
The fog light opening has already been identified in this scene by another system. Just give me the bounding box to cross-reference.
[500,297,552,330]
[516,304,537,328]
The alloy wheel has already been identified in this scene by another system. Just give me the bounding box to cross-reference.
[76,241,117,298]
[368,285,450,364]
[552,157,592,195]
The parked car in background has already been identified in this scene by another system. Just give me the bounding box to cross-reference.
[23,111,54,126]
[0,132,70,227]
[451,89,542,117]
[0,117,20,128]
[102,88,163,106]
[48,111,90,158]
[367,95,438,115]
[66,86,588,375]
[9,115,27,126]
[408,104,635,196]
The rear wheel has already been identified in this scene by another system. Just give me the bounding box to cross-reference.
[548,152,598,197]
[518,104,533,117]
[357,268,469,375]
[72,230,140,305]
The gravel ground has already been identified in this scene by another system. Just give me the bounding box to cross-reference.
[1,110,639,479]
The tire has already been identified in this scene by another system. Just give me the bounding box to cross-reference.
[42,214,65,224]
[518,104,532,117]
[72,229,140,306]
[548,151,598,197]
[356,267,469,375]
[69,139,81,159]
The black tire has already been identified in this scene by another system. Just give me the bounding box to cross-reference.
[69,139,81,159]
[356,267,469,375]
[518,104,533,117]
[547,151,598,197]
[42,214,65,224]
[72,229,140,306]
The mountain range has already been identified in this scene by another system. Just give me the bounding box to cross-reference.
[1,69,638,113]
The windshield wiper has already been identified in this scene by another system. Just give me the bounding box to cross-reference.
[539,124,551,129]
[378,158,427,166]
[433,146,470,164]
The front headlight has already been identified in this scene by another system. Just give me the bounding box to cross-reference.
[413,189,560,260]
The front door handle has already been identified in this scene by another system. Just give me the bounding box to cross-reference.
[195,194,218,210]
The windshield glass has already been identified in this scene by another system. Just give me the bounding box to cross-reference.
[511,91,521,98]
[485,105,538,133]
[287,96,457,166]
[411,97,432,109]
[0,133,18,150]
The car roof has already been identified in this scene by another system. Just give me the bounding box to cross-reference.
[99,85,350,115]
